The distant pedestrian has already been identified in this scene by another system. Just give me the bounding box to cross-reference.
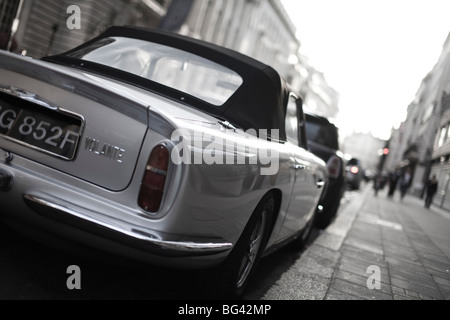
[387,170,400,198]
[424,174,438,208]
[399,168,411,200]
[373,174,383,196]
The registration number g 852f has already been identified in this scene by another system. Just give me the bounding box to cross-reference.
[0,92,83,160]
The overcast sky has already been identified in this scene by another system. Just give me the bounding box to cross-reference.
[281,0,450,140]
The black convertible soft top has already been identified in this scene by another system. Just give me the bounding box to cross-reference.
[45,26,291,140]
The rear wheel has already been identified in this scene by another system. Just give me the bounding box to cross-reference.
[203,193,275,299]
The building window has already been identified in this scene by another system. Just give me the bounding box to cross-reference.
[438,124,449,147]
[0,0,20,51]
[422,102,435,124]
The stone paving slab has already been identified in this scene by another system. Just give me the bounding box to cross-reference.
[263,185,450,300]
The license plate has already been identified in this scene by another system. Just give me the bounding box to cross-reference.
[0,93,83,160]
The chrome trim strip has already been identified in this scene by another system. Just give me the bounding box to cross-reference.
[0,86,58,110]
[23,194,233,255]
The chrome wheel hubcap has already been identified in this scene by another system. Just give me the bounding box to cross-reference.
[236,209,267,288]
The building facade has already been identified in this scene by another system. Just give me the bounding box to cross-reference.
[177,0,339,119]
[3,0,171,58]
[299,58,340,120]
[342,132,386,174]
[1,0,340,121]
[431,93,450,209]
[179,0,299,83]
[0,0,22,51]
[384,32,450,206]
[428,31,450,208]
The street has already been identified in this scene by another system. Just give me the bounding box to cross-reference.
[1,183,449,300]
[248,184,450,300]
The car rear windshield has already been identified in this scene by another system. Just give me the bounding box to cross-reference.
[66,37,243,106]
[305,117,339,150]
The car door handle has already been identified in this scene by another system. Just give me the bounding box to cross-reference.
[316,180,325,189]
[291,164,305,170]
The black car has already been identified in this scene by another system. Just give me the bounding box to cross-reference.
[345,158,363,190]
[305,113,346,228]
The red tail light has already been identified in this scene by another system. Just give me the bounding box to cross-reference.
[350,166,359,174]
[326,155,341,179]
[138,145,169,213]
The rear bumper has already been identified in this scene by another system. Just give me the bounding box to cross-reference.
[0,157,232,269]
[24,194,232,256]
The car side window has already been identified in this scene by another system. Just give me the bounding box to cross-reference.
[285,94,307,148]
[285,95,299,145]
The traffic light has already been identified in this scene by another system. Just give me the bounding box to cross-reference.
[383,148,389,155]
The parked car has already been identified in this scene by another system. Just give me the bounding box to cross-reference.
[346,158,363,189]
[0,26,327,298]
[304,113,346,228]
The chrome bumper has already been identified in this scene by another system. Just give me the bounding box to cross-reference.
[22,194,232,260]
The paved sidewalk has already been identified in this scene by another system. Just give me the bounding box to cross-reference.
[262,185,450,300]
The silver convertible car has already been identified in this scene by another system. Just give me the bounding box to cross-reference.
[0,26,327,298]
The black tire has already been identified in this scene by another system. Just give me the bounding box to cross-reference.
[315,195,341,229]
[290,209,316,251]
[202,193,275,299]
